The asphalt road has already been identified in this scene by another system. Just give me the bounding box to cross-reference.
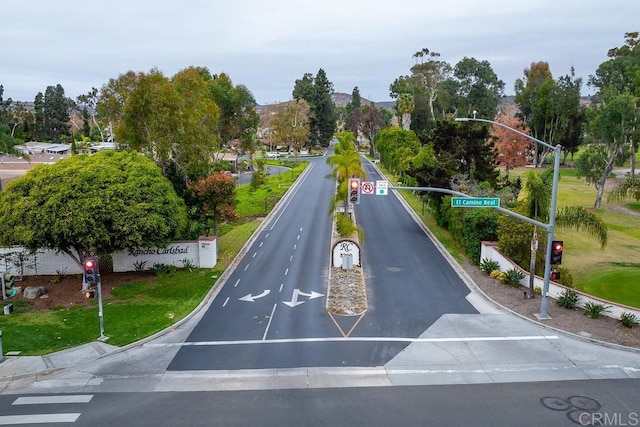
[167,151,478,371]
[2,379,638,426]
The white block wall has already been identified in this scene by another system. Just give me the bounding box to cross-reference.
[480,241,640,320]
[0,237,216,276]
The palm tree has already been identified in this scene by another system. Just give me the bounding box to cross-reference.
[396,93,415,131]
[326,131,367,216]
[607,175,640,203]
[521,169,607,296]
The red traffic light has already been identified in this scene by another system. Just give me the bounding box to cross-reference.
[84,259,95,269]
[350,179,359,189]
[553,242,563,252]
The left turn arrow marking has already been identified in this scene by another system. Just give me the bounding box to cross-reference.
[239,289,271,302]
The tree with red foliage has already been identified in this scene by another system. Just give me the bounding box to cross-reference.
[192,171,238,238]
[491,105,530,173]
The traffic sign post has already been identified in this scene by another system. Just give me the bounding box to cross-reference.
[451,197,500,208]
[361,181,374,195]
[376,180,388,195]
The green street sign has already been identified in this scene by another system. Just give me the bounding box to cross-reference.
[451,197,500,208]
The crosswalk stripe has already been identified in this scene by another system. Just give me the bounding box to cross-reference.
[0,414,81,425]
[13,395,93,405]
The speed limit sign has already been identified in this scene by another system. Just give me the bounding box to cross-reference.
[361,181,374,194]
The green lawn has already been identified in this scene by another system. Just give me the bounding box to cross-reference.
[468,166,640,307]
[0,162,301,356]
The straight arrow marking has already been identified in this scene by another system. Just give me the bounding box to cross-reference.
[283,289,325,307]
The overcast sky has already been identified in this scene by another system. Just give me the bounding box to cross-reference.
[1,1,638,105]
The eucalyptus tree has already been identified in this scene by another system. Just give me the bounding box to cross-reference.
[515,63,584,167]
[360,102,386,157]
[270,99,311,154]
[588,31,640,176]
[390,48,452,129]
[576,88,638,209]
[209,72,259,151]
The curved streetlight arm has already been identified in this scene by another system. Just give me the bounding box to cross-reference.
[455,117,557,150]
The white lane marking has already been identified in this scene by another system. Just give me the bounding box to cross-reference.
[268,164,313,230]
[293,244,297,250]
[252,252,257,258]
[297,235,300,240]
[300,227,303,232]
[234,279,240,288]
[244,264,250,271]
[13,395,93,405]
[265,233,269,238]
[290,255,293,262]
[279,284,284,293]
[0,414,81,425]
[284,268,289,276]
[259,242,264,247]
[223,297,230,307]
[148,335,559,347]
[263,303,278,340]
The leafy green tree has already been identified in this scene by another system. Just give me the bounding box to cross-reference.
[312,69,336,147]
[345,86,363,140]
[77,87,105,141]
[42,84,72,141]
[33,91,44,140]
[97,70,144,139]
[515,63,584,167]
[210,72,259,150]
[293,69,336,148]
[410,48,452,122]
[589,31,640,175]
[451,57,505,120]
[577,89,638,208]
[0,151,188,265]
[375,126,420,177]
[270,99,311,154]
[117,69,180,173]
[361,103,386,157]
[191,171,238,238]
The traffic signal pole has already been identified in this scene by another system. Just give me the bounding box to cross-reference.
[454,117,561,319]
[97,272,106,340]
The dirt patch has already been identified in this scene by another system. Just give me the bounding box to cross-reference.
[462,259,640,349]
[6,272,156,312]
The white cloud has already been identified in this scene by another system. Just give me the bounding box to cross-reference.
[0,0,637,103]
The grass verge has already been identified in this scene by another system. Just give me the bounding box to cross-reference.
[0,161,300,355]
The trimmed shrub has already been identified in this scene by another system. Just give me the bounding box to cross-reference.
[620,312,639,328]
[584,301,611,319]
[556,289,579,309]
[502,268,525,287]
[479,258,500,275]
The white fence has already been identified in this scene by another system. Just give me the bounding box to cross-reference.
[0,236,216,276]
[481,241,640,320]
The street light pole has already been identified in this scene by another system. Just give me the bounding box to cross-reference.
[455,117,561,318]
